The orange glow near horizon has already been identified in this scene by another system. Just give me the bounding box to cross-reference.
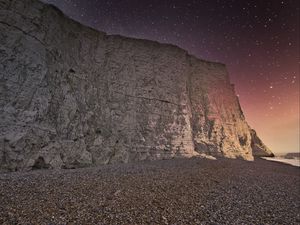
[232,64,299,155]
[43,0,299,155]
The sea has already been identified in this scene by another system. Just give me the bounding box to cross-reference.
[261,156,300,167]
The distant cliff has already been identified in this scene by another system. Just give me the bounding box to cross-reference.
[0,0,273,172]
[284,152,300,159]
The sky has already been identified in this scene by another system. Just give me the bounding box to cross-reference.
[43,0,299,154]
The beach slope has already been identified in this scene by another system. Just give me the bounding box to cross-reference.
[0,157,299,224]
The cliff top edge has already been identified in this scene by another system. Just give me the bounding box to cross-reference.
[1,0,227,68]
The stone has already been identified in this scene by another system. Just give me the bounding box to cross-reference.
[250,129,274,157]
[0,0,272,172]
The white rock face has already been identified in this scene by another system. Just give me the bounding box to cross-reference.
[0,0,272,172]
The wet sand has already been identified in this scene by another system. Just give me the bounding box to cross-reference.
[0,157,299,225]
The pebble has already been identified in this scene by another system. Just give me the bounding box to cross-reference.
[0,158,299,224]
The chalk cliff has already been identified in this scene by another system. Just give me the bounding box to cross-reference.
[0,0,273,172]
[250,129,274,157]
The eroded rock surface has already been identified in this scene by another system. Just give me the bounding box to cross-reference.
[0,0,272,172]
[250,129,274,157]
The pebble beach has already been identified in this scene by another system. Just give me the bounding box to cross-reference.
[0,157,299,225]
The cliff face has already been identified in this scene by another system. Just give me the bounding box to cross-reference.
[250,129,274,157]
[0,0,272,172]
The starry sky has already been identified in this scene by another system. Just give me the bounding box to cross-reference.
[43,0,299,154]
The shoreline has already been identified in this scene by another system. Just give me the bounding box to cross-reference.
[261,156,300,167]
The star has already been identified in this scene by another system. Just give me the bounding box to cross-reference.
[43,0,299,154]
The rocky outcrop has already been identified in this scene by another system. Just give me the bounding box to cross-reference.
[250,129,274,157]
[0,0,272,172]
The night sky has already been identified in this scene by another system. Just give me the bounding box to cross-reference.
[43,0,299,154]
